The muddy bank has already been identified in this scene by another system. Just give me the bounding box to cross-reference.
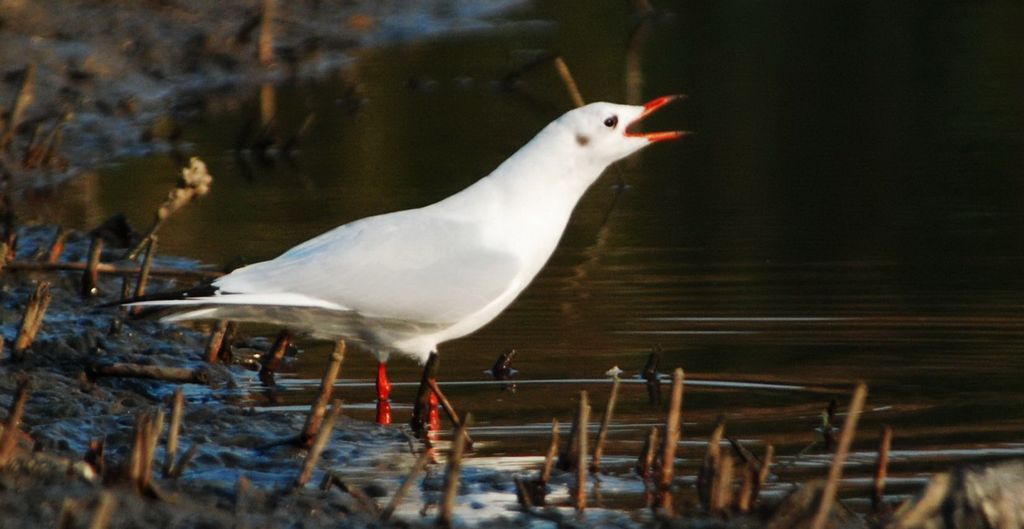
[0,0,522,192]
[3,223,1024,528]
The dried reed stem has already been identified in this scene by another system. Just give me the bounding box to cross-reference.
[258,329,291,383]
[125,158,212,260]
[698,421,725,509]
[133,236,158,298]
[574,392,591,512]
[163,388,184,477]
[540,419,560,484]
[46,227,68,263]
[0,64,35,150]
[657,368,685,513]
[439,413,471,528]
[258,0,276,67]
[0,379,30,467]
[299,340,346,447]
[553,56,585,108]
[427,378,473,447]
[637,425,659,479]
[381,449,432,520]
[591,376,620,473]
[711,453,734,514]
[81,237,103,297]
[296,400,343,487]
[872,426,893,513]
[13,281,51,361]
[810,382,868,529]
[88,491,115,529]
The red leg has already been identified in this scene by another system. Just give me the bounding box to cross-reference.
[428,384,441,433]
[376,361,392,425]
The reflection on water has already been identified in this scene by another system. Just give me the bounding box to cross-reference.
[20,0,1024,514]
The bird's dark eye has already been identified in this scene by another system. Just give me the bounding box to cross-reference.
[604,115,618,128]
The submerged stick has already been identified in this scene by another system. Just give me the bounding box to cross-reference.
[163,388,185,477]
[642,349,661,406]
[168,443,199,479]
[13,281,51,361]
[88,363,209,384]
[591,376,620,473]
[299,340,346,447]
[872,426,893,513]
[381,449,432,520]
[0,379,30,467]
[657,368,685,513]
[574,391,590,512]
[439,414,472,528]
[810,382,868,529]
[296,400,343,487]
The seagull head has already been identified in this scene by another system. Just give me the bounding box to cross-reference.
[553,95,688,167]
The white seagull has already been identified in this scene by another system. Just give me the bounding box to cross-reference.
[134,96,686,425]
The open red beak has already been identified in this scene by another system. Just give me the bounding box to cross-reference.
[625,95,689,142]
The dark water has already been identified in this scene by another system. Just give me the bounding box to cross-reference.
[24,0,1024,513]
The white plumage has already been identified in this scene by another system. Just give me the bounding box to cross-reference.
[135,98,684,364]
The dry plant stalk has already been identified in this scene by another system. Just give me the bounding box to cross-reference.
[591,376,620,473]
[698,421,725,509]
[439,413,472,528]
[258,329,292,383]
[163,388,185,477]
[133,236,158,299]
[258,0,276,67]
[381,449,433,520]
[295,400,343,487]
[637,426,659,480]
[810,382,868,529]
[81,237,104,297]
[205,320,232,363]
[0,379,30,467]
[752,444,774,507]
[88,491,115,529]
[711,453,734,514]
[553,56,585,108]
[657,368,685,513]
[427,378,473,447]
[410,352,440,435]
[0,64,35,151]
[540,419,560,484]
[13,281,51,361]
[46,227,68,263]
[125,157,212,260]
[574,391,591,512]
[299,340,346,447]
[872,426,893,512]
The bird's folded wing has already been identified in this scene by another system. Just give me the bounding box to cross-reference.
[214,211,523,326]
